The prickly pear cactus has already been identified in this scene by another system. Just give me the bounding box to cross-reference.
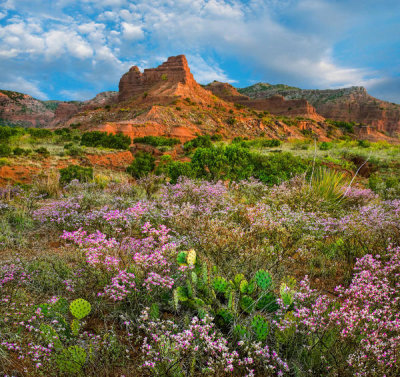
[255,270,272,290]
[240,295,254,313]
[150,303,160,320]
[213,276,228,293]
[69,298,91,320]
[234,273,245,288]
[246,279,256,294]
[256,292,279,312]
[234,324,248,339]
[186,249,196,265]
[71,318,81,337]
[191,271,198,286]
[239,279,248,293]
[175,286,189,302]
[216,308,233,324]
[251,315,269,341]
[56,345,87,374]
[177,251,187,265]
[40,324,62,350]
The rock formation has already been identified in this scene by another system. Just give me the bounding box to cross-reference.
[239,84,400,136]
[0,90,56,127]
[118,55,210,103]
[205,81,324,121]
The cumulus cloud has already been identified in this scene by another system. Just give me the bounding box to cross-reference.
[0,0,398,102]
[121,22,144,40]
[0,76,48,99]
[187,55,235,84]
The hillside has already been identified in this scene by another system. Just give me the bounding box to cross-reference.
[239,84,400,137]
[204,81,324,121]
[63,55,332,141]
[0,89,117,128]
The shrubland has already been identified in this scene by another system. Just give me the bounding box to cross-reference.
[1,125,400,376]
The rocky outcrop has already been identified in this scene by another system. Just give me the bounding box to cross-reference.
[205,81,324,121]
[118,55,211,103]
[203,81,249,102]
[240,84,400,137]
[0,89,119,128]
[0,90,57,127]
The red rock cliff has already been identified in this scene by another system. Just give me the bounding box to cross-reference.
[118,55,210,102]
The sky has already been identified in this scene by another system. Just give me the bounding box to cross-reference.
[0,0,399,102]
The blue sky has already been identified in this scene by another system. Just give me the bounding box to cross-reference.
[0,0,399,102]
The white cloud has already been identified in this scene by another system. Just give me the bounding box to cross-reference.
[0,0,398,102]
[0,76,48,99]
[187,55,235,83]
[121,22,144,40]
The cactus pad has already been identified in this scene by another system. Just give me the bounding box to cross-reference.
[186,249,196,265]
[177,251,187,264]
[256,292,279,312]
[234,273,245,288]
[240,295,254,313]
[176,286,189,301]
[234,324,248,339]
[251,315,269,341]
[255,270,272,290]
[57,345,86,374]
[213,276,228,293]
[69,298,91,320]
[216,308,233,324]
[239,279,248,293]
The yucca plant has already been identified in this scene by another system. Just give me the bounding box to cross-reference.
[309,166,348,209]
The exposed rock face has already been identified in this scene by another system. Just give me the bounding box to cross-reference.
[240,84,400,136]
[205,81,324,121]
[118,55,209,102]
[0,89,118,128]
[0,90,56,127]
[203,81,248,102]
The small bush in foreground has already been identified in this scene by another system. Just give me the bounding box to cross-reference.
[126,152,155,178]
[59,165,93,185]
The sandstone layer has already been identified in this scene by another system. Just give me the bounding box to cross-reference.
[240,84,400,137]
[205,81,324,121]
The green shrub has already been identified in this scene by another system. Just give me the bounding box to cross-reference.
[59,165,94,185]
[0,125,21,140]
[13,147,31,156]
[133,136,180,147]
[28,128,53,139]
[251,152,308,185]
[211,134,223,141]
[183,135,213,152]
[165,144,307,185]
[35,147,50,157]
[327,120,355,133]
[226,117,237,125]
[81,131,131,150]
[319,141,332,151]
[191,146,228,180]
[260,139,281,147]
[127,152,155,178]
[358,139,371,148]
[0,144,12,157]
[164,161,194,184]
